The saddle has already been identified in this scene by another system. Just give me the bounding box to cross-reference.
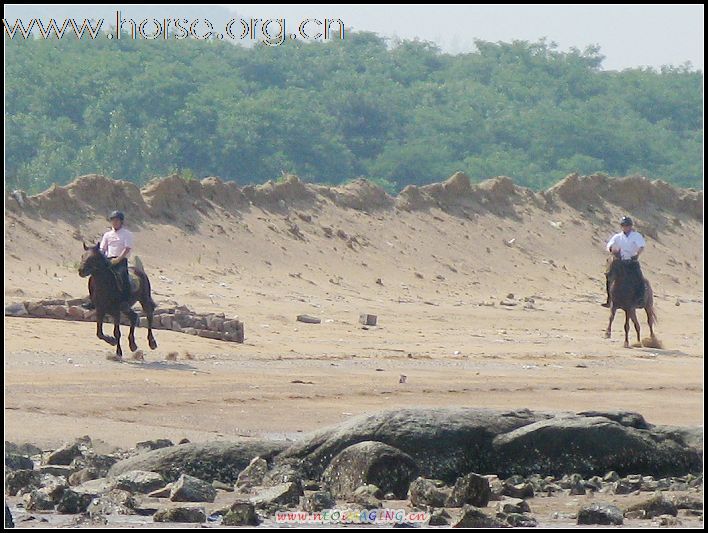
[111,267,141,296]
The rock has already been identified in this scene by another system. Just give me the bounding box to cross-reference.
[296,314,321,324]
[5,442,43,456]
[73,453,117,477]
[611,480,634,494]
[86,489,136,517]
[359,314,377,326]
[503,512,538,527]
[46,305,68,319]
[5,453,34,471]
[46,443,82,465]
[577,503,624,525]
[569,481,586,495]
[212,480,233,492]
[351,484,383,508]
[428,508,452,526]
[222,501,259,526]
[603,470,620,482]
[236,456,268,490]
[487,475,506,500]
[624,495,678,518]
[112,470,165,494]
[56,488,95,514]
[68,468,99,486]
[147,485,173,498]
[452,505,508,528]
[153,506,206,523]
[136,439,173,452]
[5,469,40,495]
[39,465,74,477]
[496,497,530,514]
[5,302,28,317]
[169,474,217,502]
[447,472,491,507]
[279,408,701,482]
[408,477,450,508]
[669,494,703,511]
[491,415,701,477]
[24,489,56,511]
[300,490,335,512]
[250,482,303,509]
[657,514,682,526]
[502,481,534,499]
[576,410,650,429]
[67,306,85,320]
[279,408,549,482]
[262,460,304,487]
[38,473,69,502]
[109,440,286,484]
[585,475,603,492]
[322,441,418,499]
[5,504,13,528]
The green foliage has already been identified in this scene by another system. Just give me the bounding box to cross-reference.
[5,33,703,193]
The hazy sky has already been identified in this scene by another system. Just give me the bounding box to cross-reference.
[5,4,703,70]
[223,4,704,71]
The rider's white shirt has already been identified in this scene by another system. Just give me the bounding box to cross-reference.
[607,230,645,260]
[100,227,134,258]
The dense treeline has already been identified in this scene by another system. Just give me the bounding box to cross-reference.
[5,32,703,193]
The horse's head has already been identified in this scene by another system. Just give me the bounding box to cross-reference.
[78,242,108,278]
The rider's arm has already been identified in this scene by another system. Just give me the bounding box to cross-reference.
[607,234,619,254]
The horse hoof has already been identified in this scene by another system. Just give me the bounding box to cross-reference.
[149,339,158,350]
[104,337,117,346]
[604,331,611,339]
[106,354,122,362]
[129,341,138,352]
[624,343,630,349]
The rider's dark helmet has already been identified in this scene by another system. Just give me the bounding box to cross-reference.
[619,216,633,226]
[109,210,125,222]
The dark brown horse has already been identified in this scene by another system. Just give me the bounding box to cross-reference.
[79,242,157,359]
[605,258,657,348]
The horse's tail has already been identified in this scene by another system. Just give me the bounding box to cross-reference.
[132,256,157,310]
[644,279,658,327]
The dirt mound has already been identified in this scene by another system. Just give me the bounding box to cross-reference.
[199,177,249,211]
[242,174,317,210]
[68,175,148,219]
[141,174,209,222]
[6,172,702,227]
[321,178,394,212]
[396,184,435,211]
[549,173,703,221]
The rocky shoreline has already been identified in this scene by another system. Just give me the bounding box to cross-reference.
[5,408,703,528]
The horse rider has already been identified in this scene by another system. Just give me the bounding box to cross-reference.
[83,210,134,310]
[602,216,646,308]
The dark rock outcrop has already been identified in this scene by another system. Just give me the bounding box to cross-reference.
[108,440,286,483]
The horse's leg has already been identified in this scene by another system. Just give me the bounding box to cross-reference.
[141,298,158,350]
[96,310,117,346]
[605,306,617,338]
[630,308,641,344]
[113,312,123,358]
[623,310,630,348]
[127,309,139,352]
